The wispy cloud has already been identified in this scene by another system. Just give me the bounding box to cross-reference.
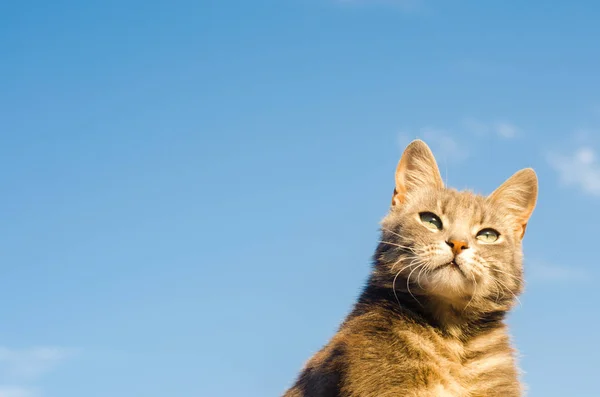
[494,122,517,139]
[421,128,468,162]
[463,118,519,139]
[527,261,588,283]
[399,127,468,163]
[0,347,73,381]
[0,347,74,397]
[0,386,39,397]
[547,146,600,197]
[398,118,519,165]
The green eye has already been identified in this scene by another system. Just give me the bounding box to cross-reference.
[476,228,500,243]
[419,212,443,231]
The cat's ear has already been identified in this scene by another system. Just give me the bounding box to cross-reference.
[392,140,444,207]
[488,168,538,239]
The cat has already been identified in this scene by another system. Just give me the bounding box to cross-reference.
[283,139,538,397]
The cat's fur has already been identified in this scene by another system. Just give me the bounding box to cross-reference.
[283,140,538,397]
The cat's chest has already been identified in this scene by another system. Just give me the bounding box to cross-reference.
[422,331,518,396]
[343,319,520,396]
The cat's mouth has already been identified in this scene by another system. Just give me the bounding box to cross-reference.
[441,260,467,277]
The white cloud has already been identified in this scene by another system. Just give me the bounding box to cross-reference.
[398,119,518,166]
[463,118,489,137]
[547,146,600,197]
[0,387,39,397]
[421,127,468,162]
[494,122,517,138]
[399,128,468,163]
[0,347,73,381]
[463,118,519,139]
[527,261,588,283]
[0,347,74,397]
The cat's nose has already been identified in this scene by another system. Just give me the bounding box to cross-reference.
[446,239,469,256]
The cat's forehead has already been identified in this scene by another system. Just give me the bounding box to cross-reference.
[439,189,486,212]
[410,188,501,223]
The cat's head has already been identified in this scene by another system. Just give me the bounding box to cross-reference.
[378,139,537,309]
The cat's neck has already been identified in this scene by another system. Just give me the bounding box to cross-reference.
[354,280,509,341]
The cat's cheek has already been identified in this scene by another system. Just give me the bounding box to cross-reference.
[455,249,479,273]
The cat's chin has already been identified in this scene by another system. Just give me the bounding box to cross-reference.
[424,264,476,301]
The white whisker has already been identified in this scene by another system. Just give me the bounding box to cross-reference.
[493,267,522,284]
[405,262,426,307]
[392,261,418,308]
[379,241,415,251]
[463,271,477,312]
[492,277,522,307]
[381,227,403,239]
[416,260,432,290]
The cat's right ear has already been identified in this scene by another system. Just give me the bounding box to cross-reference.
[392,140,444,207]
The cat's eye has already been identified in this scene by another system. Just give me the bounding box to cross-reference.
[476,228,500,243]
[419,212,443,231]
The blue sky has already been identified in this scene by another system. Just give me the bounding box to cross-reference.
[1,0,599,396]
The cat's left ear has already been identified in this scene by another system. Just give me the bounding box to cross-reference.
[488,168,538,239]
